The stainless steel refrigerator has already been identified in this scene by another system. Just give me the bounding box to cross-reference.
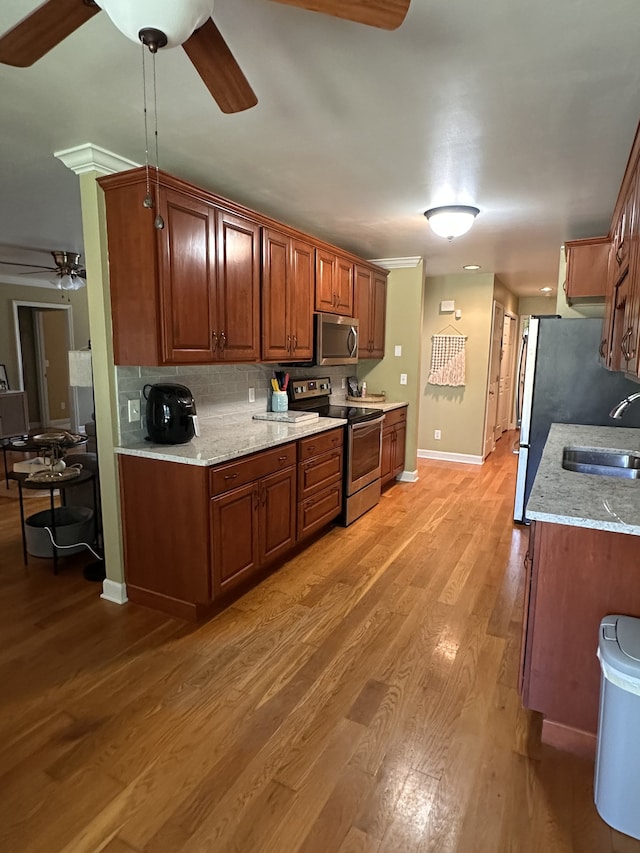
[513,316,640,523]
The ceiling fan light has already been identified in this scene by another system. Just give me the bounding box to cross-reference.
[55,273,86,291]
[424,205,480,240]
[99,0,215,48]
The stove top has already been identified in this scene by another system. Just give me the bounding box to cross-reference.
[311,404,383,424]
[288,376,383,424]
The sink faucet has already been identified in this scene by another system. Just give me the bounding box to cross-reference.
[609,392,640,419]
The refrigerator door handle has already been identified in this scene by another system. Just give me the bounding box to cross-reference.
[519,319,539,447]
[515,331,527,426]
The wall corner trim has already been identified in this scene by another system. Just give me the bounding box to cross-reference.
[417,449,484,466]
[101,579,128,605]
[397,469,419,483]
[55,143,140,176]
[368,257,422,270]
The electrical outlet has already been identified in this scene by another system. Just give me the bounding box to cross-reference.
[434,429,441,440]
[60,401,65,410]
[248,387,255,403]
[128,398,141,423]
[341,377,346,389]
[400,373,408,385]
[394,345,402,357]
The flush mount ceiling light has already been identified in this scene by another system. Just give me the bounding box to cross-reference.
[424,206,480,241]
[540,286,553,292]
[463,264,481,270]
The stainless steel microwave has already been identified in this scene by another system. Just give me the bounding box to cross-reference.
[315,313,359,365]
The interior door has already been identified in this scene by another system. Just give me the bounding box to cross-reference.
[483,301,504,458]
[496,312,517,438]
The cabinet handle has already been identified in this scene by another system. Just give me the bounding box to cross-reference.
[287,334,292,352]
[293,335,297,352]
[616,245,624,265]
[599,338,607,359]
[278,455,288,463]
[307,445,315,453]
[331,436,340,445]
[212,331,218,350]
[220,331,226,351]
[622,328,632,361]
[261,483,266,505]
[224,473,239,480]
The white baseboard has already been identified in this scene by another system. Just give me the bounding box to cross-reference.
[101,579,128,605]
[397,469,419,483]
[418,449,484,465]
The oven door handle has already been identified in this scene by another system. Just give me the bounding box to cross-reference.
[351,414,385,432]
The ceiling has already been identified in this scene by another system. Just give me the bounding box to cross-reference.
[1,0,640,297]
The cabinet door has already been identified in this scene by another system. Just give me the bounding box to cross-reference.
[354,265,373,356]
[211,481,260,596]
[158,188,216,363]
[335,255,354,316]
[262,228,291,361]
[216,210,261,362]
[619,172,640,377]
[392,423,406,476]
[371,272,387,358]
[316,248,337,313]
[381,427,394,485]
[259,467,296,565]
[289,238,314,360]
[563,237,609,301]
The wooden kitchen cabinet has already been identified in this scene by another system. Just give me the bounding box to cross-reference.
[355,264,387,358]
[99,168,260,366]
[209,443,296,596]
[261,227,314,362]
[297,427,344,538]
[520,520,640,747]
[563,236,609,302]
[315,248,354,315]
[381,407,407,487]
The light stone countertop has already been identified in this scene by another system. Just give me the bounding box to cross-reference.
[115,415,346,467]
[527,423,640,535]
[342,399,408,413]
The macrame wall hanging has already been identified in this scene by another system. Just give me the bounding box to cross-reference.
[428,326,467,387]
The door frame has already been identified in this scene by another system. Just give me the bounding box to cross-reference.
[11,300,75,428]
[482,300,504,459]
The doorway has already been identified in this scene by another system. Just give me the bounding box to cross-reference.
[12,301,74,431]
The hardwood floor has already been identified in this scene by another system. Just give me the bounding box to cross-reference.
[1,432,638,852]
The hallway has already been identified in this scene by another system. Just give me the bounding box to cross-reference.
[0,432,636,852]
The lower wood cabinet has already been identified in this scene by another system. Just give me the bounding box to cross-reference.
[381,407,407,486]
[118,429,345,620]
[297,428,344,539]
[520,521,640,748]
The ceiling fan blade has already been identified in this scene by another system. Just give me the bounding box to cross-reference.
[182,19,257,115]
[269,0,410,30]
[0,260,55,270]
[0,0,101,68]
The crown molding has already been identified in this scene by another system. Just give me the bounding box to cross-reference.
[54,143,140,176]
[368,257,423,269]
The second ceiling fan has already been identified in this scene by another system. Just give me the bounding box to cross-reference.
[0,0,411,114]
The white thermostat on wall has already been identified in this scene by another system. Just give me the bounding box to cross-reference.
[440,300,455,313]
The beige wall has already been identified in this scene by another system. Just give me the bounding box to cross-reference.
[41,309,70,420]
[0,279,89,391]
[518,295,555,316]
[419,273,495,457]
[493,276,519,315]
[356,262,424,474]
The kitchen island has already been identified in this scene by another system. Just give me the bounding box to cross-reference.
[521,422,640,756]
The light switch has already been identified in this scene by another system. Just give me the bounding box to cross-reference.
[400,373,407,385]
[248,387,255,403]
[128,398,141,423]
[394,345,402,357]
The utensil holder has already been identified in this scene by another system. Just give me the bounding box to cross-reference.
[271,391,288,412]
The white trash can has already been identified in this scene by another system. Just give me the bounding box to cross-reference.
[595,614,640,840]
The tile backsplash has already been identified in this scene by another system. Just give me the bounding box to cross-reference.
[116,363,353,442]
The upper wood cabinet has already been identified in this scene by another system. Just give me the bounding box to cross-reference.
[354,264,387,358]
[100,169,260,366]
[315,248,354,315]
[563,236,609,302]
[262,228,314,362]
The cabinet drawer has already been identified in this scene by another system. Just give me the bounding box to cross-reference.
[210,443,296,496]
[298,428,344,461]
[298,447,343,499]
[383,407,407,432]
[298,483,342,540]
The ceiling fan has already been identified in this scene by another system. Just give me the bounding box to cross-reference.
[0,250,87,290]
[0,0,411,114]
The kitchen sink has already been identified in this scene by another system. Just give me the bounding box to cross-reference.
[562,446,640,479]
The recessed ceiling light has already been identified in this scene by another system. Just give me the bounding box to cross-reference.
[463,264,481,270]
[540,286,553,292]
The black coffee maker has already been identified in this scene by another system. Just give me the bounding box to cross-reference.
[143,383,199,445]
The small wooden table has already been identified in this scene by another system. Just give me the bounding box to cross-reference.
[9,469,98,575]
